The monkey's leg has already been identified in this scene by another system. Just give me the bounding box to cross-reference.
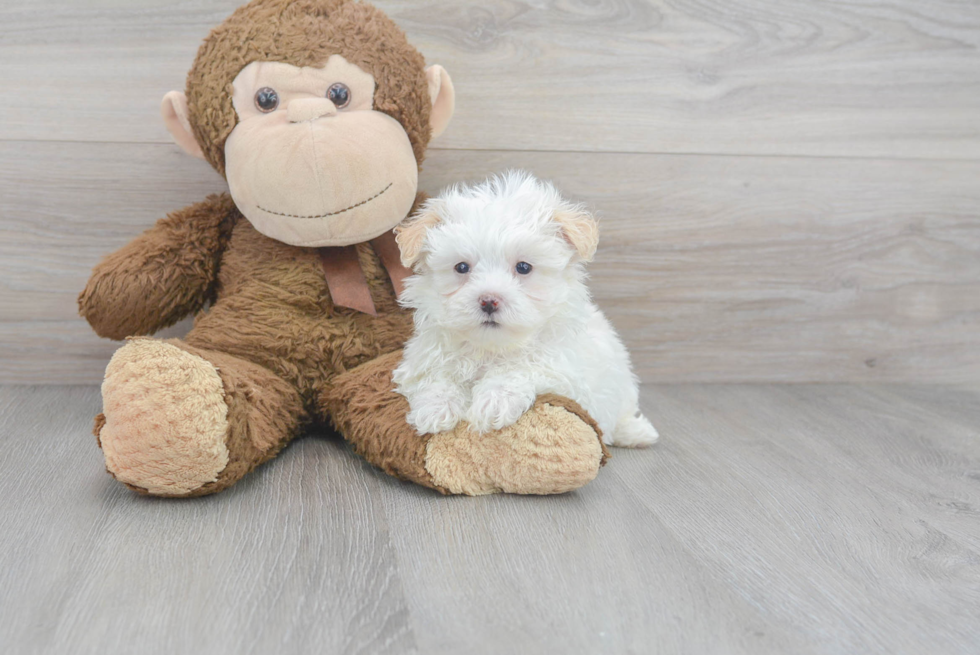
[321,350,609,495]
[94,338,306,497]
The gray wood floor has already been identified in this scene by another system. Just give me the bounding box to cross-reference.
[2,384,977,655]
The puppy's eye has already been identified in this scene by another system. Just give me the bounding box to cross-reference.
[454,262,470,274]
[327,83,351,108]
[515,262,533,275]
[254,87,279,113]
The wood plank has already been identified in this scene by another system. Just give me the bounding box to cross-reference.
[1,0,978,158]
[610,384,980,655]
[870,384,980,435]
[2,384,977,653]
[2,141,978,384]
[0,385,417,654]
[0,320,193,385]
[378,461,808,654]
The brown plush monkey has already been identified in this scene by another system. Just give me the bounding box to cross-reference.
[79,0,608,497]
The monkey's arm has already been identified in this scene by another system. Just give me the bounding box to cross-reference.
[78,193,239,340]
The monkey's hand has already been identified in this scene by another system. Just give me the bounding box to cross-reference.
[78,194,238,340]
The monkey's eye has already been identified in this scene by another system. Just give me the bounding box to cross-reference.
[515,262,533,275]
[454,262,470,274]
[327,83,351,109]
[254,87,279,113]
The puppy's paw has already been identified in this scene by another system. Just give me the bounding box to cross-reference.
[467,382,535,433]
[407,393,465,435]
[608,413,660,448]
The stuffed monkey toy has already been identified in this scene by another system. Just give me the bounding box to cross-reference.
[79,0,608,497]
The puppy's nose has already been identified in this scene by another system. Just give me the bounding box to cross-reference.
[288,98,337,123]
[479,295,500,315]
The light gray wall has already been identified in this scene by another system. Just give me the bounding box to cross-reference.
[1,0,978,383]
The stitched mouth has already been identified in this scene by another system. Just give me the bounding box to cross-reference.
[256,182,392,219]
[481,319,500,329]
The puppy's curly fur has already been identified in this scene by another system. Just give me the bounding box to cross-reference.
[394,171,658,447]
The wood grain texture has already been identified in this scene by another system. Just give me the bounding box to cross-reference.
[0,0,978,158]
[614,383,980,655]
[1,383,977,654]
[0,386,417,655]
[2,141,978,384]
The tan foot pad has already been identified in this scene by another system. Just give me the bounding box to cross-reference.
[424,394,609,496]
[99,339,230,496]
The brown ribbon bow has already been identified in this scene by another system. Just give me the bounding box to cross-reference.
[317,229,412,316]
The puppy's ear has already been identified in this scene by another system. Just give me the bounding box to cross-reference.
[395,207,442,268]
[553,206,599,262]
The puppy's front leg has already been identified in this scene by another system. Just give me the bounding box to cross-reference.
[405,378,468,436]
[467,374,536,433]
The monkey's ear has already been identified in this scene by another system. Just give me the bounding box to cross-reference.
[553,206,600,262]
[425,65,455,139]
[161,91,206,160]
[395,207,443,268]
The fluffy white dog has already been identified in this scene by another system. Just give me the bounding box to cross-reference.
[392,171,658,448]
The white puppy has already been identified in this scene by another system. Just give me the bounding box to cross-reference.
[392,171,658,448]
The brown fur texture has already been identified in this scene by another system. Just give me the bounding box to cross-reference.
[87,194,418,495]
[182,201,414,405]
[186,0,432,176]
[78,194,238,340]
[93,413,106,448]
[322,350,446,492]
[81,0,609,497]
[176,339,308,496]
[324,356,610,495]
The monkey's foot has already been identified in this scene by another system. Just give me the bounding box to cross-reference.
[95,338,307,497]
[97,339,231,496]
[323,351,610,496]
[425,394,609,495]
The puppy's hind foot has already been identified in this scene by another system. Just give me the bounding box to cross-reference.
[608,413,659,448]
